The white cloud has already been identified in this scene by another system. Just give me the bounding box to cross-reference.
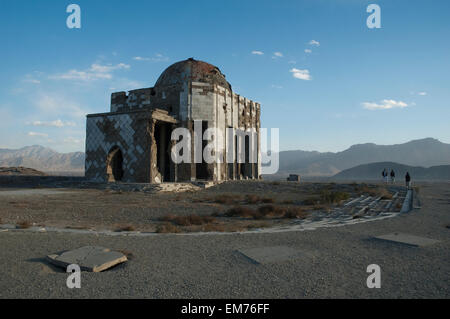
[290,68,311,80]
[24,79,41,84]
[273,52,283,57]
[251,51,264,55]
[133,54,169,62]
[31,119,76,127]
[28,132,48,137]
[49,63,130,82]
[309,40,320,46]
[304,49,312,54]
[418,92,427,96]
[34,94,88,119]
[362,99,409,110]
[64,137,83,145]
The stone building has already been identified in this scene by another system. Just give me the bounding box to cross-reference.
[85,58,261,183]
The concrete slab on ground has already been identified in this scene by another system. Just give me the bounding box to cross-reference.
[238,246,303,264]
[46,246,127,272]
[374,233,440,247]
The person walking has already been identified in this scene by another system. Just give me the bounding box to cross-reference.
[405,172,411,189]
[383,168,389,184]
[390,169,396,184]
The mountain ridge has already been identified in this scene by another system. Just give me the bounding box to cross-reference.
[1,138,450,176]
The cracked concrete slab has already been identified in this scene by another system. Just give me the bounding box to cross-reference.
[46,246,127,272]
[374,233,440,247]
[238,246,303,264]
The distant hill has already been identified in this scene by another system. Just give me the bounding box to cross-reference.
[332,162,450,181]
[0,166,47,176]
[278,138,450,176]
[0,145,84,175]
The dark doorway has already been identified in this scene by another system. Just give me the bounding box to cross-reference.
[107,146,124,182]
[154,121,171,182]
[196,121,209,180]
[240,135,249,178]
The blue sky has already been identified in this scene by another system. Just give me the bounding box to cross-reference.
[1,0,449,153]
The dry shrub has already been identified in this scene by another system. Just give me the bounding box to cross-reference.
[311,204,327,211]
[245,194,274,204]
[214,194,239,205]
[257,205,279,217]
[358,185,392,199]
[245,194,260,204]
[320,190,350,204]
[16,220,32,229]
[156,223,181,233]
[115,224,135,232]
[283,207,309,219]
[160,214,215,226]
[247,222,270,229]
[303,197,319,205]
[378,188,393,200]
[202,223,227,232]
[224,206,256,218]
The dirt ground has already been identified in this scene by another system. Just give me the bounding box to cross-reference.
[0,180,404,233]
[0,181,448,299]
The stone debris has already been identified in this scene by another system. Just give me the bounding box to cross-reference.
[46,246,127,272]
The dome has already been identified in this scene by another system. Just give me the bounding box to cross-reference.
[155,58,231,90]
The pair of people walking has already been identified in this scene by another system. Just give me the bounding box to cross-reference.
[382,168,396,184]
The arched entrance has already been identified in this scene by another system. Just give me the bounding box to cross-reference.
[106,146,124,182]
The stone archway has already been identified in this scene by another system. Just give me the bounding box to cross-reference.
[106,146,124,182]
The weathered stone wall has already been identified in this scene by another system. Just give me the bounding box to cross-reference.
[85,111,151,183]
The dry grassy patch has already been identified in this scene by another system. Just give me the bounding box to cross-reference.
[245,194,274,204]
[320,190,351,204]
[160,214,216,226]
[16,220,32,229]
[224,205,309,220]
[357,185,392,199]
[156,222,182,233]
[213,194,240,205]
[115,224,136,232]
[224,206,256,218]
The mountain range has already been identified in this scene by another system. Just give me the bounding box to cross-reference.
[277,138,450,176]
[1,138,450,177]
[333,162,450,181]
[0,145,84,174]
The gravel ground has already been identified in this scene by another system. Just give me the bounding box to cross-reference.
[0,182,448,298]
[0,180,401,232]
